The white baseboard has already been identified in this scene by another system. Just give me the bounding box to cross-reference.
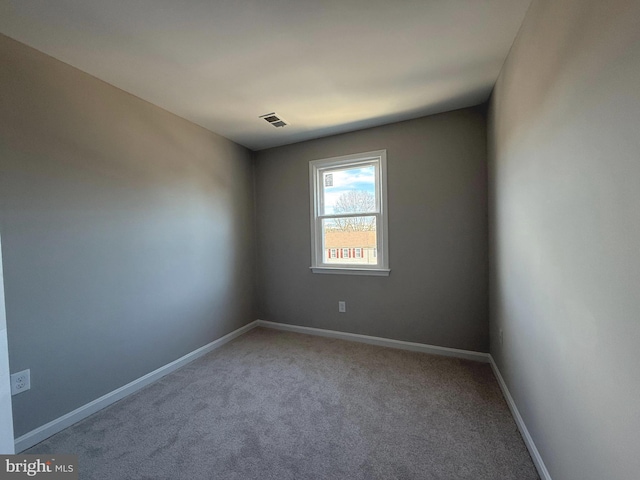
[489,355,552,480]
[256,320,490,363]
[15,320,259,452]
[257,321,551,478]
[15,316,549,480]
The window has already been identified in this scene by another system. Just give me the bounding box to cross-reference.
[309,150,389,275]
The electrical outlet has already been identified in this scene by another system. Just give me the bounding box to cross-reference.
[11,369,30,396]
[338,301,346,313]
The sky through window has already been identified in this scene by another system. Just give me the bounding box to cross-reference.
[322,165,375,215]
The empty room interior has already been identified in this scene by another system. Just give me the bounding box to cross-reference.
[0,0,639,479]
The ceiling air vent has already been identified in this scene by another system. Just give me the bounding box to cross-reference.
[259,112,288,128]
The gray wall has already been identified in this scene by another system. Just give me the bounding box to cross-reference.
[488,1,640,479]
[255,109,489,352]
[0,234,15,453]
[0,34,256,437]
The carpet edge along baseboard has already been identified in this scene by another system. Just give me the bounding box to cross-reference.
[16,319,490,452]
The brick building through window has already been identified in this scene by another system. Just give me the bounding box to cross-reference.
[323,230,377,264]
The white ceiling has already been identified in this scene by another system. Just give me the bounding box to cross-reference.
[0,0,531,151]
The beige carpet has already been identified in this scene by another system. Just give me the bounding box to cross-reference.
[28,327,539,479]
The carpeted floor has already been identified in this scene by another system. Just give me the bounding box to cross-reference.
[28,327,539,479]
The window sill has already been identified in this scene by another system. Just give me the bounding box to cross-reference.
[310,267,391,276]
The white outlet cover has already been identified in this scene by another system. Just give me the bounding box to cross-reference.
[10,369,30,396]
[338,301,346,313]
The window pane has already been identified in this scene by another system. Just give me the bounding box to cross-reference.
[321,165,376,215]
[322,216,377,265]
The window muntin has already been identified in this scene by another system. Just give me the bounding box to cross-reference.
[309,150,389,275]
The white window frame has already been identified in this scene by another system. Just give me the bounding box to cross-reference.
[309,150,390,276]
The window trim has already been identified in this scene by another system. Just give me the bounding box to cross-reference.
[309,150,390,276]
